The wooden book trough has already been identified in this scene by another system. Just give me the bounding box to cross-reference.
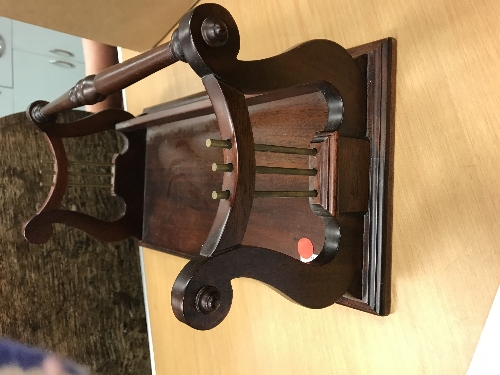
[23,3,396,330]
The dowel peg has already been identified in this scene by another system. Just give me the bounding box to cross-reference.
[212,190,230,200]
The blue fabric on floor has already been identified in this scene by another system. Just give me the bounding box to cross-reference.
[0,339,45,370]
[0,339,88,374]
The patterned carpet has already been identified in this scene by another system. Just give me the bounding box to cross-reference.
[0,111,151,374]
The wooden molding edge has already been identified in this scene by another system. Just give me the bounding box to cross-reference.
[336,38,396,316]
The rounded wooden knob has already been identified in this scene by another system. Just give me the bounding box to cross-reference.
[196,286,222,314]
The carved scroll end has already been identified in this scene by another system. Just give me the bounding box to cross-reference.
[23,213,55,244]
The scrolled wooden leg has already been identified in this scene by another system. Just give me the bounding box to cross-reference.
[171,215,363,330]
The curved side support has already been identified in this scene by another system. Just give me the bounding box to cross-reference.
[23,210,136,244]
[177,3,366,137]
[172,215,363,330]
[26,103,134,137]
[199,75,255,256]
[39,135,68,212]
[23,108,145,244]
[310,82,344,132]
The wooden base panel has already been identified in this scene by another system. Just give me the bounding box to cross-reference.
[337,38,396,315]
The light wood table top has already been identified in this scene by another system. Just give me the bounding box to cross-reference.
[123,0,500,373]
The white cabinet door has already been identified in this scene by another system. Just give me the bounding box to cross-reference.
[12,20,84,62]
[13,49,84,112]
[0,86,13,117]
[0,17,13,88]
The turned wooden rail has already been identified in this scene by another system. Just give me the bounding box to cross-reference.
[29,30,184,123]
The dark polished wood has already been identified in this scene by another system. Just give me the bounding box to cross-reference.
[336,37,396,316]
[177,4,364,134]
[142,36,395,327]
[172,220,361,330]
[23,110,146,244]
[198,75,255,256]
[141,92,329,259]
[158,3,369,330]
[309,132,338,216]
[22,2,395,330]
[116,85,322,131]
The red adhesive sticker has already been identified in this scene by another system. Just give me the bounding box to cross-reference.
[297,238,314,259]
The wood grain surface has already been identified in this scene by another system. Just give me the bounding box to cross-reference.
[141,92,328,258]
[0,0,196,51]
[122,0,500,373]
